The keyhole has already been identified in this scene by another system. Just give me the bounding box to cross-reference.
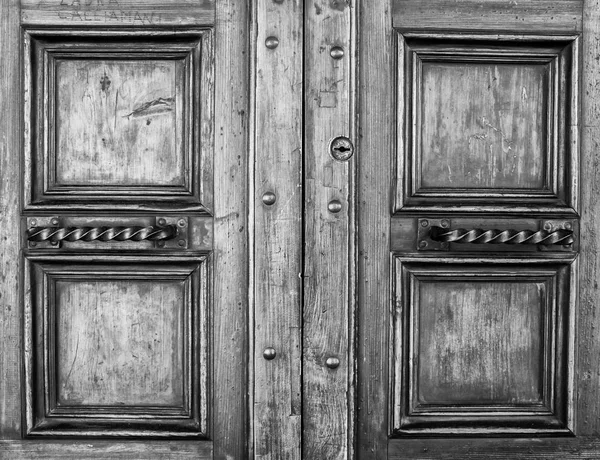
[329,136,354,161]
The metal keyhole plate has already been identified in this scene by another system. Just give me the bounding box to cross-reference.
[329,136,354,162]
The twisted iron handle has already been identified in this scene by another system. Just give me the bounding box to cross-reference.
[429,226,574,246]
[27,225,178,243]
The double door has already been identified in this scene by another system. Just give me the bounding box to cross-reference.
[2,0,600,458]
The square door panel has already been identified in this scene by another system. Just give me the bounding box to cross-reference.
[396,35,579,211]
[392,259,574,436]
[24,260,209,437]
[24,31,213,211]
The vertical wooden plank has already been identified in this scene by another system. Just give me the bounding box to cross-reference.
[253,0,303,458]
[214,0,250,457]
[356,0,393,457]
[578,0,600,436]
[0,0,21,440]
[303,1,355,459]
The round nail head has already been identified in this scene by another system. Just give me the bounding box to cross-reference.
[262,191,277,206]
[326,357,340,369]
[330,46,344,59]
[263,347,277,360]
[328,200,342,213]
[265,36,279,49]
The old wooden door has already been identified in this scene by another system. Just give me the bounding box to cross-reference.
[4,0,600,459]
[356,0,600,458]
[0,0,250,458]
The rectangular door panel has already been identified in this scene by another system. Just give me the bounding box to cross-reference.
[24,29,213,211]
[392,259,574,436]
[397,34,579,211]
[24,260,208,437]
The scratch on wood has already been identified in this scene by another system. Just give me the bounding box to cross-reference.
[123,97,173,119]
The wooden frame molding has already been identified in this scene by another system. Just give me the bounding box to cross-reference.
[23,29,214,213]
[23,258,209,438]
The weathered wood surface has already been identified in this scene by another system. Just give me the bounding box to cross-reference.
[21,0,215,26]
[393,0,582,33]
[303,1,354,459]
[0,440,212,459]
[420,62,546,190]
[390,438,600,459]
[213,0,250,457]
[56,59,183,186]
[55,279,184,406]
[356,0,393,457]
[0,0,22,441]
[253,0,303,458]
[417,280,544,405]
[577,0,600,437]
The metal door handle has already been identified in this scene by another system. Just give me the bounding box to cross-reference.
[428,226,574,246]
[27,225,178,243]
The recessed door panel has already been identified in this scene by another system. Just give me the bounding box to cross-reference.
[24,261,208,437]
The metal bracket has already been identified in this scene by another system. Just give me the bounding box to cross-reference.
[155,216,188,249]
[540,219,576,252]
[417,218,451,251]
[27,216,60,249]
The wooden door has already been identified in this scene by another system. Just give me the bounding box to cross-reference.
[357,0,600,458]
[0,0,250,458]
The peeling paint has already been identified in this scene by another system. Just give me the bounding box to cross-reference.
[123,96,174,119]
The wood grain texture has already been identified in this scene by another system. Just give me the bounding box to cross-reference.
[55,279,184,407]
[213,0,250,457]
[22,0,215,26]
[390,437,600,459]
[577,0,600,437]
[0,0,21,440]
[356,0,393,457]
[416,280,544,405]
[253,0,303,458]
[56,59,183,186]
[0,440,212,459]
[303,1,354,459]
[420,62,546,190]
[393,0,582,33]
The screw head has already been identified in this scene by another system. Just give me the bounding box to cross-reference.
[157,218,167,226]
[29,219,37,227]
[543,222,552,231]
[262,191,277,206]
[51,218,59,226]
[330,46,344,59]
[265,36,279,49]
[178,239,186,247]
[326,357,340,369]
[564,222,573,230]
[440,219,450,228]
[328,200,342,213]
[418,240,428,249]
[420,220,429,227]
[263,347,276,360]
[177,219,186,227]
[29,241,37,247]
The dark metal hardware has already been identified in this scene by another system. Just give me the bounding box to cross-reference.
[417,218,575,251]
[27,225,177,243]
[429,227,574,245]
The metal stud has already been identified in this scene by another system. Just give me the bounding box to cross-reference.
[440,219,450,228]
[263,347,277,360]
[326,357,340,369]
[29,219,37,227]
[262,191,277,206]
[328,200,342,213]
[177,219,186,227]
[265,36,279,49]
[157,218,167,226]
[330,46,344,59]
[51,218,59,226]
